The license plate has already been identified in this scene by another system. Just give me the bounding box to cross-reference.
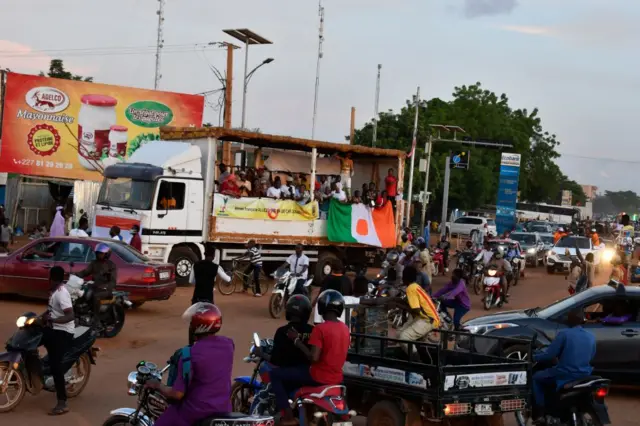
[475,404,493,415]
[159,271,170,280]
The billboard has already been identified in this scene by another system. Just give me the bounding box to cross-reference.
[496,153,521,235]
[561,190,572,206]
[0,73,204,181]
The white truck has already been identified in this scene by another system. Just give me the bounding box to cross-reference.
[91,127,405,284]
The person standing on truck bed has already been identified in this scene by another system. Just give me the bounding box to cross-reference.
[240,240,263,297]
[335,152,354,198]
[385,168,398,209]
[190,244,231,304]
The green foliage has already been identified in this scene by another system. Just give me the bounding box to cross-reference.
[39,59,93,82]
[352,82,586,214]
[597,191,640,215]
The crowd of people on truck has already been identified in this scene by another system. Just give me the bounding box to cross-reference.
[215,162,399,213]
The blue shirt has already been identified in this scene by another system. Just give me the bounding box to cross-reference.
[534,326,595,381]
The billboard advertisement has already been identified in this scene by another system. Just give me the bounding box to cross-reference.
[0,72,204,181]
[495,153,521,235]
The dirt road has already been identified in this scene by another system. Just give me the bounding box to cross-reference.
[0,265,637,425]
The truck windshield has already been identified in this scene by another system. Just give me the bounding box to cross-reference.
[97,177,154,210]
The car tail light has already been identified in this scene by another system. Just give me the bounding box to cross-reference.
[330,396,345,411]
[142,267,157,283]
[594,387,608,398]
[444,403,471,416]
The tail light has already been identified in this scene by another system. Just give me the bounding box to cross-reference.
[142,267,157,283]
[330,396,346,411]
[594,387,608,398]
[444,403,471,416]
[500,398,526,411]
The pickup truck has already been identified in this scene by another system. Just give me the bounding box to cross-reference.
[344,329,532,426]
[446,216,497,237]
[545,236,602,274]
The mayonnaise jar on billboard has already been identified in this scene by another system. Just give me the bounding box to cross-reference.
[109,125,128,158]
[77,94,117,170]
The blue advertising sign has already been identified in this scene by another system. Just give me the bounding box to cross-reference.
[496,153,521,235]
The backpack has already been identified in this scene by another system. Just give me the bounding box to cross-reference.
[167,346,192,387]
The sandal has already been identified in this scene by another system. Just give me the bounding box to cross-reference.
[48,404,69,416]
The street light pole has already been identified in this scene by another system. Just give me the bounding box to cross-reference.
[241,37,250,129]
[405,86,420,228]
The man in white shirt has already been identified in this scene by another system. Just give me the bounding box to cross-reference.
[285,244,310,295]
[266,181,282,199]
[280,176,294,199]
[43,266,75,415]
[69,217,89,238]
[331,182,347,202]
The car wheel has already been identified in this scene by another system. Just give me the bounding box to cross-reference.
[169,247,199,286]
[505,344,530,361]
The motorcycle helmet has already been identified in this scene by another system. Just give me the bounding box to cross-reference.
[494,247,504,259]
[415,237,426,246]
[285,294,312,323]
[465,240,473,249]
[183,302,222,342]
[317,290,345,318]
[386,250,400,265]
[404,245,418,257]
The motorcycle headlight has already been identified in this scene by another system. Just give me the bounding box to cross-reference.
[368,283,375,293]
[527,248,536,254]
[464,323,518,335]
[16,316,27,328]
[602,249,614,262]
[127,371,139,395]
[487,269,497,277]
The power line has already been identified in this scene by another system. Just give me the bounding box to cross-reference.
[560,152,640,164]
[0,46,226,59]
[0,42,226,54]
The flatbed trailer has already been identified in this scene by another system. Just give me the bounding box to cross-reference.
[343,330,533,426]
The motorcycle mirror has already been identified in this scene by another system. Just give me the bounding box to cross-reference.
[253,333,261,347]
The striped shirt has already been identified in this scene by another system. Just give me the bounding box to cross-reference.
[247,246,262,266]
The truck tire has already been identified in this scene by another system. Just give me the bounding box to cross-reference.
[169,247,199,286]
[315,251,338,286]
[367,400,404,426]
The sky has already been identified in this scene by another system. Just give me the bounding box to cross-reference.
[0,0,638,193]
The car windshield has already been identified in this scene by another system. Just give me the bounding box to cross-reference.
[510,233,536,245]
[540,235,554,244]
[97,177,155,210]
[537,291,595,318]
[487,219,495,226]
[555,237,590,249]
[105,241,149,263]
[530,225,547,232]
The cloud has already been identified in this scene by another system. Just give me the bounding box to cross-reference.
[499,25,555,36]
[600,171,610,179]
[0,40,52,72]
[464,0,518,18]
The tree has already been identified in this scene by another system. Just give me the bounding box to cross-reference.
[352,82,585,219]
[39,59,93,82]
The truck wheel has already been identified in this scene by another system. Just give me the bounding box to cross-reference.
[169,247,199,286]
[315,251,338,286]
[367,400,404,426]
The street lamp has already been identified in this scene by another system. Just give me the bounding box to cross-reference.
[246,57,274,86]
[223,28,272,130]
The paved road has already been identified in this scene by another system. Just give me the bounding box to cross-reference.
[0,265,637,425]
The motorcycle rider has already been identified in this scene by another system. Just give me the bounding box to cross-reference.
[42,266,75,415]
[436,235,451,272]
[491,247,513,302]
[417,239,434,285]
[475,240,495,266]
[75,243,117,329]
[146,303,234,426]
[433,268,470,330]
[264,295,314,367]
[282,244,310,296]
[532,309,595,422]
[272,290,350,425]
[392,265,441,354]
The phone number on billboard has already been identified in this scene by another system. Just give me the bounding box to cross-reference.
[12,158,73,169]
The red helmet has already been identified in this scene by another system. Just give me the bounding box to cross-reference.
[183,303,222,337]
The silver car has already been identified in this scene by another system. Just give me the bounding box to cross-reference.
[509,232,546,266]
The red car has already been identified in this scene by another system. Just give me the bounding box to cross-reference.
[0,237,176,305]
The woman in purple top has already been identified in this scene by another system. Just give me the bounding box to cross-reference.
[146,303,235,426]
[433,268,471,330]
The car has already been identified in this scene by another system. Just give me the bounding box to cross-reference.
[487,238,526,276]
[0,237,176,305]
[446,216,497,237]
[461,285,640,384]
[539,233,555,251]
[528,224,552,234]
[545,236,601,274]
[509,232,545,266]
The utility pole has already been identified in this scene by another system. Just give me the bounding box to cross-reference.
[311,0,325,139]
[440,153,451,237]
[222,42,238,166]
[153,0,165,90]
[405,86,420,228]
[372,64,381,147]
[419,134,433,233]
[349,107,355,145]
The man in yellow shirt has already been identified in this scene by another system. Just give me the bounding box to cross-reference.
[396,265,441,354]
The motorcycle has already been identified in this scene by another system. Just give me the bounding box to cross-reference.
[507,253,524,286]
[67,275,131,338]
[483,265,504,310]
[102,359,274,426]
[515,361,611,426]
[268,267,313,319]
[231,336,275,415]
[470,262,485,295]
[431,248,445,276]
[0,312,99,413]
[246,334,354,426]
[455,250,476,283]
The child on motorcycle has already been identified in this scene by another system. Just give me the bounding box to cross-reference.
[271,290,350,425]
[146,303,234,426]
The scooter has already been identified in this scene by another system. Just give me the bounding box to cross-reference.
[515,360,611,426]
[231,336,275,415]
[67,275,131,338]
[483,265,504,310]
[470,262,485,295]
[431,248,445,276]
[0,312,99,413]
[268,267,313,319]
